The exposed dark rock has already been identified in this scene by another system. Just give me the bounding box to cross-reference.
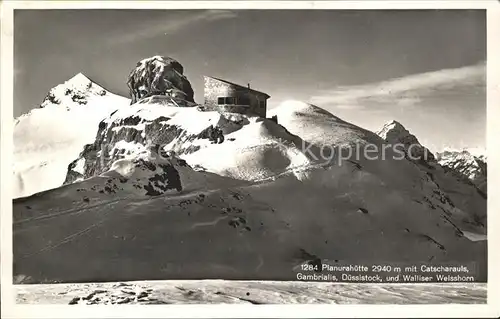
[126,56,195,105]
[198,125,224,144]
[357,208,368,214]
[42,91,61,105]
[64,110,237,185]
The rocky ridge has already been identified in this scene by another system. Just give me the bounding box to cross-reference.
[63,103,247,184]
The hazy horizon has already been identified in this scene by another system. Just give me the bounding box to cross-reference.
[14,9,486,152]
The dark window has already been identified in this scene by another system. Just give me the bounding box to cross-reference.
[259,101,266,108]
[238,97,250,105]
[218,97,244,105]
[218,97,236,105]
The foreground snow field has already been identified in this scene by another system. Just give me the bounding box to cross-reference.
[15,280,486,304]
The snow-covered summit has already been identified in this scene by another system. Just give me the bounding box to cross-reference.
[13,73,130,198]
[378,120,417,145]
[377,119,435,162]
[66,72,95,87]
[39,72,115,110]
[378,119,405,133]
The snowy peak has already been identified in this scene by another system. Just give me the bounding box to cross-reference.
[67,72,93,86]
[40,72,112,109]
[13,73,130,198]
[376,120,435,162]
[377,120,414,143]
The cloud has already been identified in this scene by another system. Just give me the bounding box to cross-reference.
[110,10,238,45]
[309,62,486,109]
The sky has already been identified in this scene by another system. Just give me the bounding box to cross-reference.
[14,9,486,152]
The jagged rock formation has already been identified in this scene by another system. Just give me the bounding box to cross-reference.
[437,150,487,194]
[64,103,241,184]
[377,120,435,164]
[126,56,195,105]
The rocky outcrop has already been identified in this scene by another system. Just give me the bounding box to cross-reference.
[126,56,195,105]
[63,104,244,184]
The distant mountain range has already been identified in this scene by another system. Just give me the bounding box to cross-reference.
[436,149,487,194]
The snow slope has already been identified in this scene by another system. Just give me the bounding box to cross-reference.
[13,73,130,198]
[13,101,486,284]
[182,117,315,181]
[270,102,485,228]
[13,150,487,283]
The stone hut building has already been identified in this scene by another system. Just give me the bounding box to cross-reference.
[203,76,270,118]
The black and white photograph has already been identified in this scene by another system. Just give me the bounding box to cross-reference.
[1,1,499,317]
